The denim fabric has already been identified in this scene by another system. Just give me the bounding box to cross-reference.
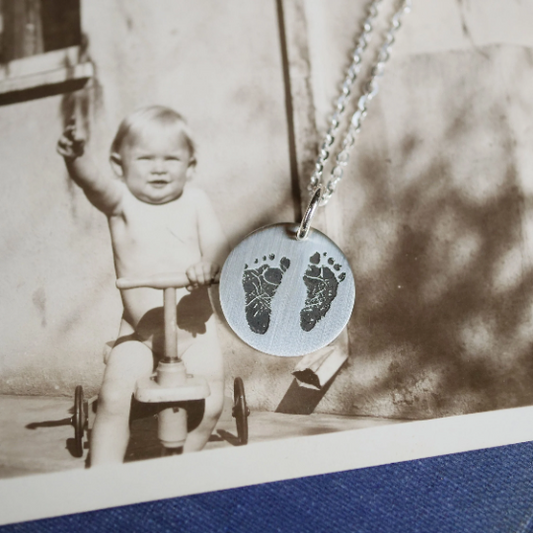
[3,441,533,533]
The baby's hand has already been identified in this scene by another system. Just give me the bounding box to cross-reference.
[56,122,86,161]
[186,261,220,291]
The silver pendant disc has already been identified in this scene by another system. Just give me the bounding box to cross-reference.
[219,223,356,357]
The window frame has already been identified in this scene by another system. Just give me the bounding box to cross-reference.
[0,44,92,95]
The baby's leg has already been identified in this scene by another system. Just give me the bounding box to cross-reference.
[91,324,153,466]
[181,323,224,453]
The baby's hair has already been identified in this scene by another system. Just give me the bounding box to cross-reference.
[111,105,196,164]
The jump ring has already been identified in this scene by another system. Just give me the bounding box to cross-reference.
[296,186,322,241]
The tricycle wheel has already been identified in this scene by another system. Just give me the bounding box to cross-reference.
[72,385,85,457]
[232,377,249,445]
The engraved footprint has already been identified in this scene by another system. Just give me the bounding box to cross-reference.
[300,252,346,332]
[242,254,291,334]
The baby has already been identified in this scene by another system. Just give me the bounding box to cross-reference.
[57,106,229,465]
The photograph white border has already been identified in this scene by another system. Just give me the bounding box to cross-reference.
[2,405,533,526]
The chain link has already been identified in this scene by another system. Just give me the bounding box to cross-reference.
[309,0,412,206]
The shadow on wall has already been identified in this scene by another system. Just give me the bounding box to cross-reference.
[337,45,533,419]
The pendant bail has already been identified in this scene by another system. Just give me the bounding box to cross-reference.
[296,186,322,241]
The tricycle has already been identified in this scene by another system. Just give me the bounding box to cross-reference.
[71,272,249,458]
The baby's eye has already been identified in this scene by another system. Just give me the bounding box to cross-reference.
[165,156,180,162]
[137,156,152,161]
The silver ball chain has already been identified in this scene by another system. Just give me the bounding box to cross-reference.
[309,0,412,206]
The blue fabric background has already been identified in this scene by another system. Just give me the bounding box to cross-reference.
[2,441,533,532]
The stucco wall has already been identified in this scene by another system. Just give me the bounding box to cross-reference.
[2,0,533,421]
[296,0,533,418]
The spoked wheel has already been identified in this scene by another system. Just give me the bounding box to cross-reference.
[72,385,86,458]
[232,377,250,445]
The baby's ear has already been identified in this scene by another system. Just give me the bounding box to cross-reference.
[186,159,196,181]
[110,152,124,178]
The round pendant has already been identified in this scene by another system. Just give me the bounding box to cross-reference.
[219,223,356,357]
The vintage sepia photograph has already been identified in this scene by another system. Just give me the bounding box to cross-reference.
[2,0,533,525]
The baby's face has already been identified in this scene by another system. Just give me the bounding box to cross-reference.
[118,123,193,204]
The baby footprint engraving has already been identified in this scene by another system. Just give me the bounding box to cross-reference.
[242,255,291,335]
[300,252,346,332]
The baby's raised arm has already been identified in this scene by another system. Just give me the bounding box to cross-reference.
[57,123,123,216]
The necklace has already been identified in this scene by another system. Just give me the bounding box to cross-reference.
[220,0,411,357]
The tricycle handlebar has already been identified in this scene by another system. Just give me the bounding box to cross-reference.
[116,273,219,290]
[116,273,190,290]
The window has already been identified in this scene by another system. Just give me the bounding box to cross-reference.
[0,0,93,99]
